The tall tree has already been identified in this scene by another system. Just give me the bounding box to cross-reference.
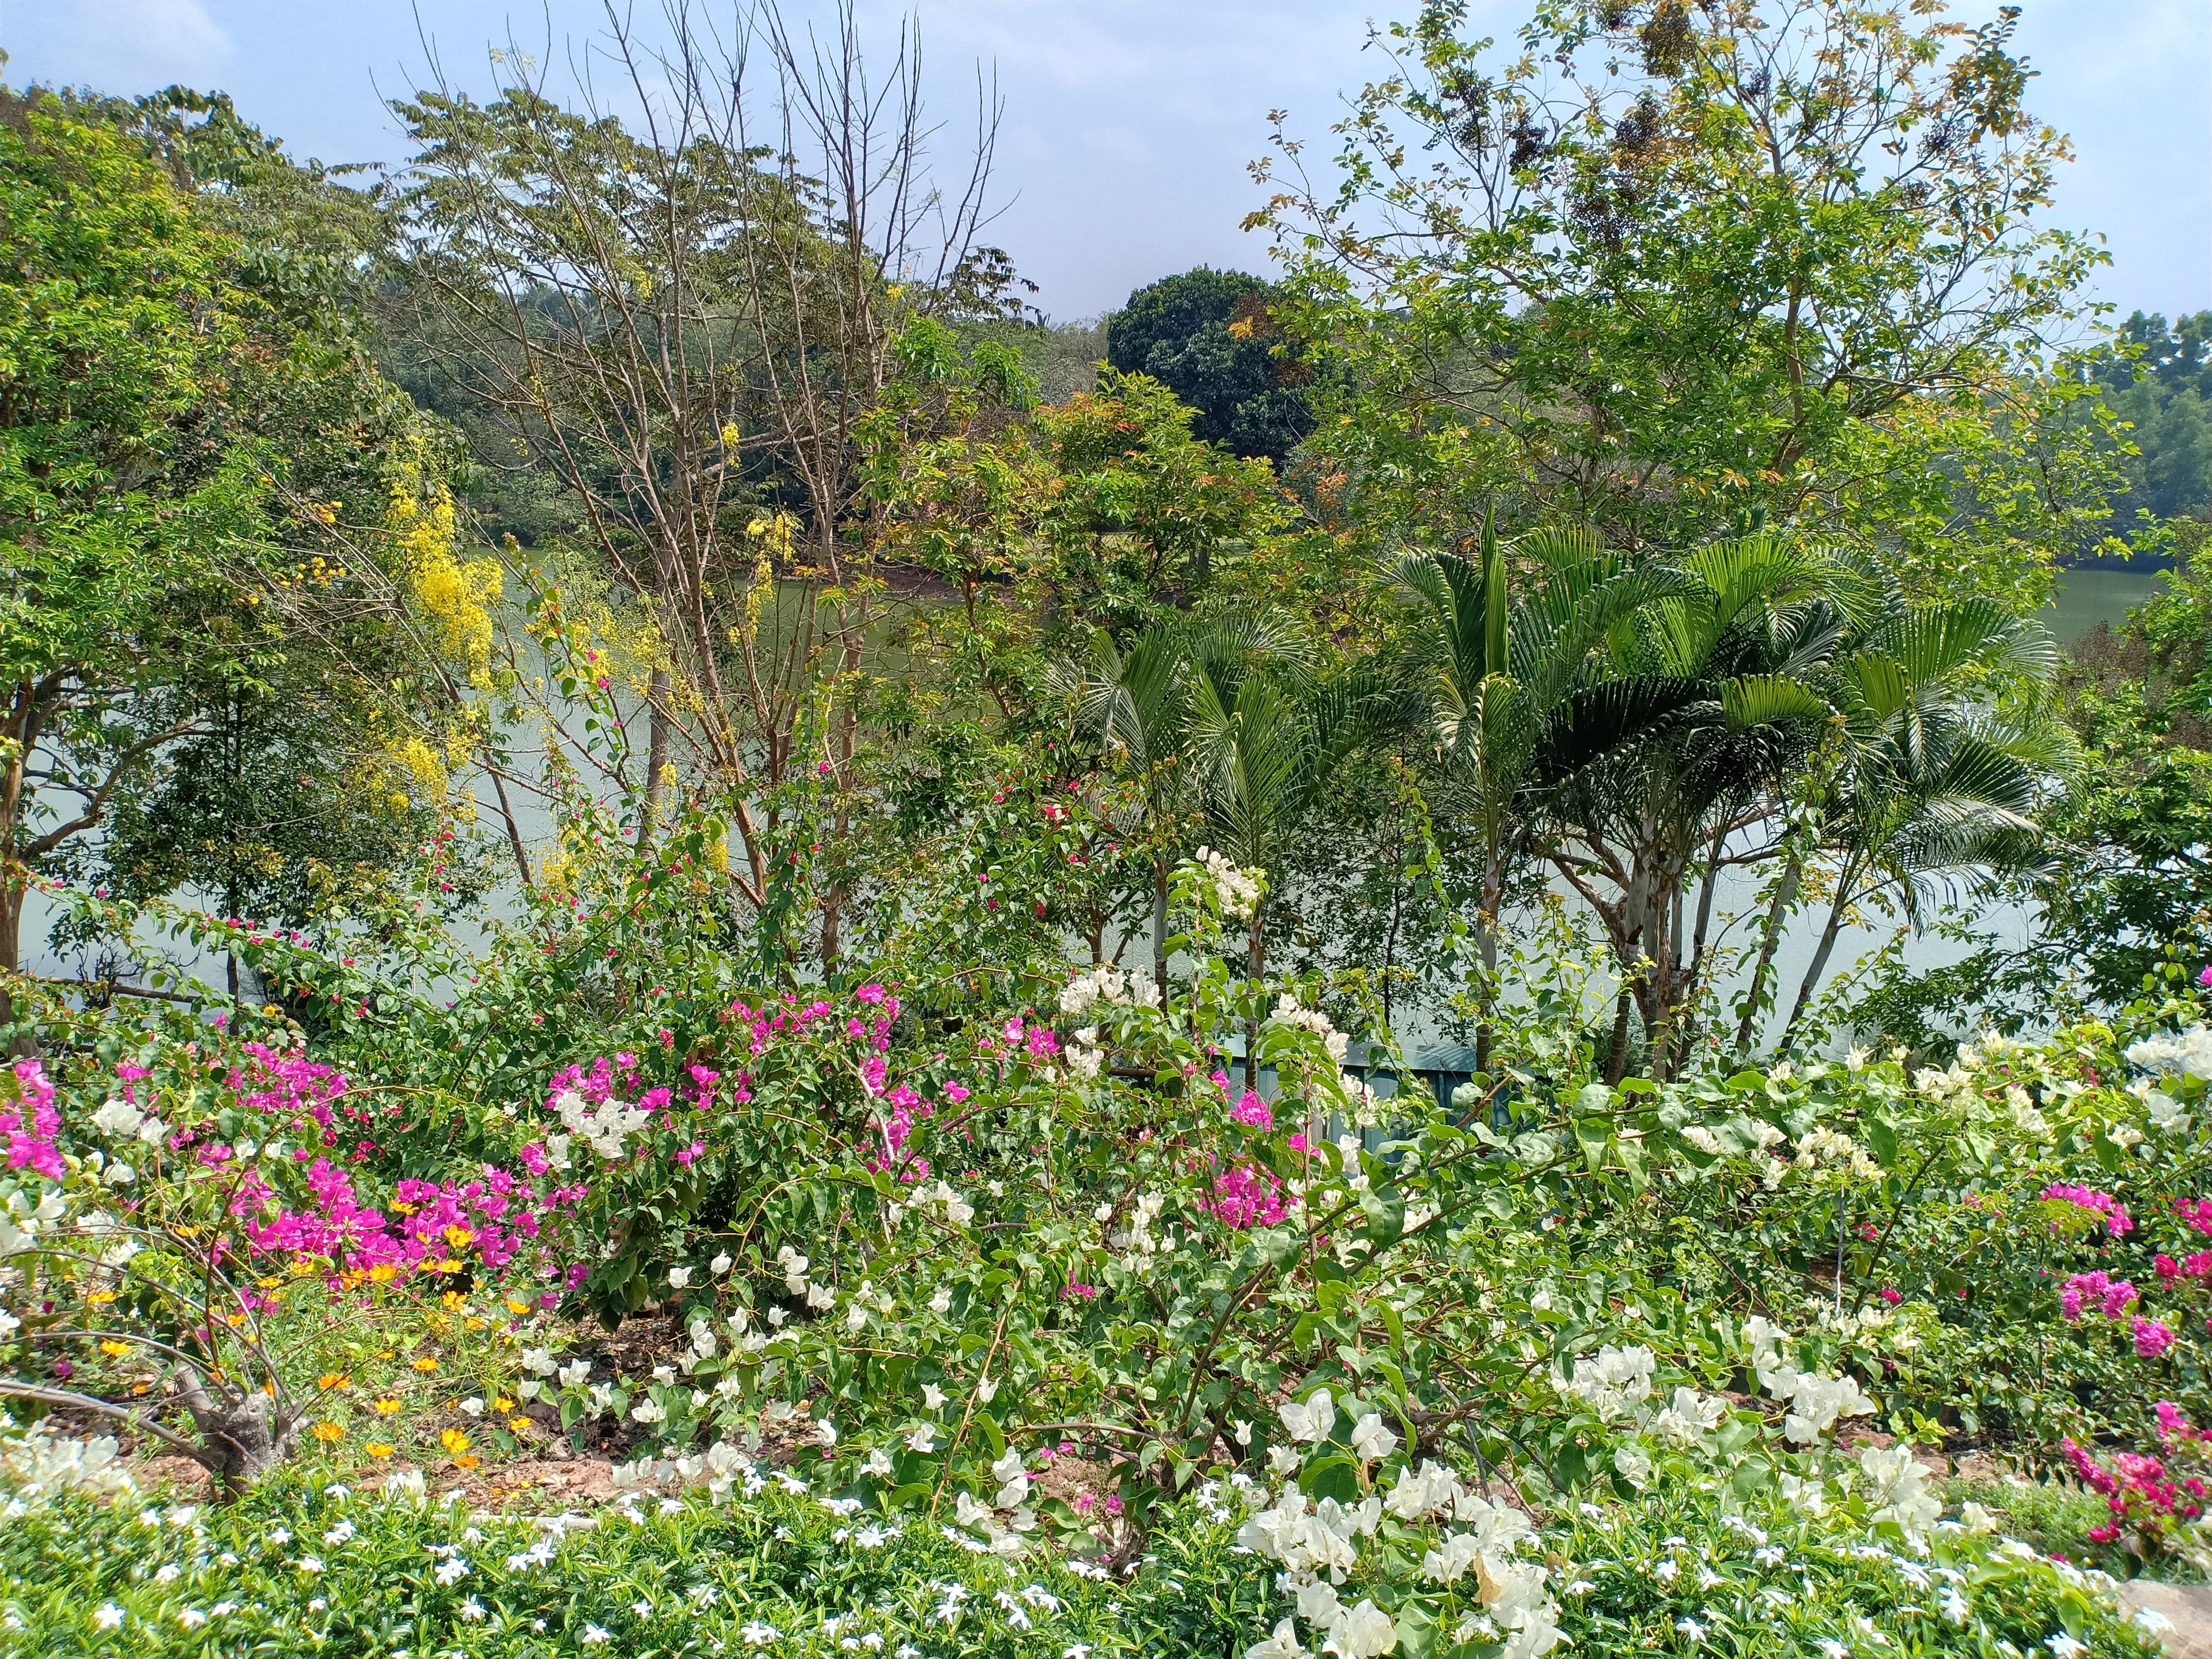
[1253,0,2126,609]
[1105,268,1313,465]
[0,90,271,1012]
[389,1,1003,971]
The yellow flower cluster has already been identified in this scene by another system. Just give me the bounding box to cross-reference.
[387,440,501,688]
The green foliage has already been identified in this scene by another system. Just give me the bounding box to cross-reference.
[0,1475,1275,1658]
[2085,313,2212,542]
[1106,267,1313,465]
[1252,1,2126,607]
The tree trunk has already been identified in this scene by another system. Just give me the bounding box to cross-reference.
[484,755,534,892]
[175,1374,298,1495]
[1473,836,1503,1075]
[1735,842,1804,1053]
[0,870,22,1039]
[643,666,671,845]
[1244,903,1265,1091]
[1779,885,1853,1052]
[1151,854,1169,994]
[1603,980,1635,1086]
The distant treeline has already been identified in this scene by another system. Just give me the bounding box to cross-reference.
[2070,310,2210,567]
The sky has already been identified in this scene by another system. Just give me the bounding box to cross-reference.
[5,0,2209,322]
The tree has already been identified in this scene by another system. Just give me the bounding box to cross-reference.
[1525,533,1846,1080]
[1386,520,1664,1068]
[1252,0,2125,608]
[0,90,271,1012]
[1772,605,2066,1048]
[1039,369,1294,624]
[2084,312,2212,544]
[388,2,1009,974]
[1105,268,1313,465]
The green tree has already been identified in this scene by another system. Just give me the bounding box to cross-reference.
[1105,268,1313,465]
[1252,0,2124,609]
[0,89,270,1007]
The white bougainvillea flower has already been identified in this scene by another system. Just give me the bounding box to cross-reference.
[1280,1390,1335,1444]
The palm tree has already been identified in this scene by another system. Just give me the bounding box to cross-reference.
[1526,532,1853,1080]
[1054,610,1312,992]
[1055,622,1195,990]
[1388,520,1668,1070]
[1771,603,2070,1049]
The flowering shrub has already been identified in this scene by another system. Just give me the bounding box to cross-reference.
[0,1027,581,1486]
[0,1470,1276,1657]
[2063,1401,2212,1555]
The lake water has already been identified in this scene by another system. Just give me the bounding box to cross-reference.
[18,564,2176,1032]
[2044,567,2162,646]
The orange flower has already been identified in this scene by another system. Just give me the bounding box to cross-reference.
[87,1290,117,1306]
[368,1264,397,1283]
[493,1397,514,1412]
[453,1454,481,1470]
[411,1357,438,1373]
[366,1442,395,1458]
[439,1427,471,1455]
[371,1397,402,1416]
[311,1421,344,1444]
[509,1416,532,1434]
[99,1340,130,1358]
[504,1297,529,1316]
[318,1373,350,1391]
[442,1225,474,1249]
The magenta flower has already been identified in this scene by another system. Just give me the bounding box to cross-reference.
[1229,1092,1274,1132]
[2136,1316,2179,1358]
[2043,1183,2134,1237]
[1,1058,63,1181]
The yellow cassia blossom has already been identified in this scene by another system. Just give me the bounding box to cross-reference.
[386,437,499,688]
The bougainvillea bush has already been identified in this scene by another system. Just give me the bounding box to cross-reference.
[5,854,2211,1656]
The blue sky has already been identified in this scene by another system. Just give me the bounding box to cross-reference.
[7,0,2208,322]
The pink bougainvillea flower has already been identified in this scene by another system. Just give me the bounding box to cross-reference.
[2136,1317,2179,1359]
[1229,1092,1274,1132]
[2042,1183,2133,1237]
